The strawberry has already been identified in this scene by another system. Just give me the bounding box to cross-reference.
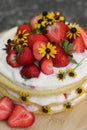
[0,97,14,120]
[30,16,38,29]
[8,105,35,128]
[17,23,32,34]
[6,50,20,67]
[52,45,70,67]
[46,22,68,46]
[20,63,40,78]
[27,33,48,48]
[33,41,47,61]
[73,35,85,53]
[80,27,87,48]
[40,58,53,75]
[17,47,34,66]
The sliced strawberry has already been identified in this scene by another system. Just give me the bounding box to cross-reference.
[17,47,34,66]
[80,27,87,48]
[20,63,40,78]
[30,16,38,29]
[0,97,14,120]
[40,58,53,75]
[17,23,32,34]
[33,41,47,61]
[6,50,20,67]
[27,33,48,48]
[73,35,85,53]
[52,45,70,67]
[8,105,35,128]
[46,22,68,46]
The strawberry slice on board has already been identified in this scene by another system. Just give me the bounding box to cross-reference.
[73,35,86,53]
[8,105,35,128]
[80,27,87,48]
[0,96,14,120]
[27,33,48,48]
[6,50,20,68]
[40,57,54,75]
[46,22,68,46]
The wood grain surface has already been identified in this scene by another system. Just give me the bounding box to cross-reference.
[0,32,87,130]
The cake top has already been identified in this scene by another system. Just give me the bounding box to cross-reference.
[1,11,87,90]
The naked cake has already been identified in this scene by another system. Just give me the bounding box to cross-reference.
[0,11,87,128]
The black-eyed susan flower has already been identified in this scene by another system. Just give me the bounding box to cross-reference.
[76,86,85,96]
[67,68,76,78]
[14,30,29,48]
[66,23,81,39]
[39,105,52,114]
[64,102,72,111]
[56,70,66,81]
[38,42,57,59]
[19,92,29,102]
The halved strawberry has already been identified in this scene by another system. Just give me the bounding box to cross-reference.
[0,97,14,120]
[46,22,68,46]
[80,27,87,48]
[33,41,47,61]
[17,23,32,34]
[40,58,53,75]
[52,45,70,67]
[8,105,35,128]
[20,63,40,78]
[73,35,85,53]
[6,50,20,67]
[27,33,48,48]
[30,16,38,29]
[17,47,34,66]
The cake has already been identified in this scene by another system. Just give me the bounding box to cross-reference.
[0,11,87,128]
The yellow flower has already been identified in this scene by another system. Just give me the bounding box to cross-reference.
[64,102,72,111]
[38,42,57,59]
[14,30,29,48]
[46,12,55,19]
[39,105,52,114]
[56,70,66,81]
[67,68,76,78]
[66,23,81,39]
[76,86,86,96]
[19,92,29,102]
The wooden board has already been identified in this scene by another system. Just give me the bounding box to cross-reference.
[0,32,87,130]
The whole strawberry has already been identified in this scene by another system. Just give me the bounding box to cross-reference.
[20,63,40,78]
[17,47,34,66]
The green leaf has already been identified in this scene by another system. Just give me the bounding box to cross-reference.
[70,58,78,64]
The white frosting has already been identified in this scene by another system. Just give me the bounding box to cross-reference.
[0,27,87,112]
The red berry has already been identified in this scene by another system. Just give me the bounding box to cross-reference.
[20,63,40,78]
[46,22,68,46]
[30,16,38,29]
[52,46,70,67]
[80,27,87,48]
[0,97,14,120]
[33,41,47,61]
[17,47,34,66]
[27,33,48,48]
[40,58,53,75]
[73,35,85,53]
[17,23,32,34]
[8,105,35,128]
[6,50,20,67]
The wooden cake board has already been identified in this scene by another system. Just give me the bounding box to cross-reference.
[0,32,87,130]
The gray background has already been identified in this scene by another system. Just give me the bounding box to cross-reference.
[0,0,87,32]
